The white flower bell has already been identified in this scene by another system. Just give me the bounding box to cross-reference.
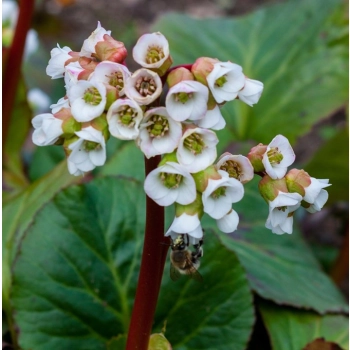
[46,44,72,79]
[238,78,264,106]
[304,178,331,213]
[31,113,63,146]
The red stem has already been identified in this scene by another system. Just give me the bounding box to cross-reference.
[126,155,169,350]
[2,0,36,148]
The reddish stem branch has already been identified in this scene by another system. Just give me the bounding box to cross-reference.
[126,155,169,350]
[2,0,35,148]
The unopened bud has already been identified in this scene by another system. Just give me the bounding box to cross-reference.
[192,165,221,192]
[285,168,311,197]
[191,57,218,86]
[158,151,178,166]
[93,34,127,63]
[247,143,267,173]
[166,67,194,88]
[105,84,120,110]
[258,175,288,202]
[90,114,110,141]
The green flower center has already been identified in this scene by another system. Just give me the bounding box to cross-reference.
[267,147,284,165]
[184,133,206,155]
[146,45,165,64]
[175,92,192,104]
[136,76,157,97]
[106,71,124,91]
[215,75,227,88]
[220,160,241,180]
[160,172,183,189]
[84,140,101,151]
[277,206,287,212]
[83,87,102,105]
[147,115,169,138]
[117,105,138,128]
[211,186,226,199]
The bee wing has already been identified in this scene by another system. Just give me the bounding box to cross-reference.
[189,267,203,282]
[170,263,181,281]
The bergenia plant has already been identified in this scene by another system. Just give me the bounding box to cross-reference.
[30,22,332,349]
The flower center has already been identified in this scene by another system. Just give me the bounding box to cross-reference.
[220,160,241,180]
[135,76,157,97]
[160,172,183,189]
[83,140,101,151]
[106,72,124,91]
[175,92,192,104]
[117,105,138,128]
[215,75,227,88]
[83,87,102,105]
[146,45,165,64]
[184,133,206,155]
[277,206,287,212]
[147,115,169,138]
[211,186,226,199]
[267,147,284,165]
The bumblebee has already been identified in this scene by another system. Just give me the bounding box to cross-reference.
[169,234,203,282]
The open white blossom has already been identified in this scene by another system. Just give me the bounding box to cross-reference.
[138,107,182,158]
[216,209,240,233]
[68,126,106,174]
[202,170,244,219]
[165,80,208,121]
[144,162,196,206]
[265,191,302,234]
[107,98,143,140]
[177,127,218,173]
[50,97,70,114]
[216,153,254,184]
[32,113,63,146]
[194,105,226,130]
[133,32,170,69]
[165,213,203,244]
[304,178,331,213]
[206,61,245,103]
[124,68,162,105]
[46,44,72,79]
[89,61,131,96]
[238,78,264,106]
[80,21,111,57]
[262,135,295,179]
[64,61,85,89]
[67,80,106,122]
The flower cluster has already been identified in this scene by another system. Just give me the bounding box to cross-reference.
[31,22,329,240]
[248,135,331,234]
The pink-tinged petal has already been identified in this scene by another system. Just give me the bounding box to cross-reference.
[216,210,239,233]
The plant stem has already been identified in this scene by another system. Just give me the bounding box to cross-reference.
[125,155,168,350]
[2,0,35,148]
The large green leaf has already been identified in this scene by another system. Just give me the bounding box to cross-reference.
[259,301,349,350]
[11,177,254,350]
[201,177,347,314]
[152,0,348,148]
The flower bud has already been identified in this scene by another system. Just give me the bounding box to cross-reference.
[148,333,172,350]
[90,114,110,141]
[191,57,218,85]
[258,175,288,203]
[191,165,221,192]
[105,84,120,110]
[285,168,311,197]
[54,108,82,139]
[93,34,127,63]
[247,143,267,173]
[166,67,194,88]
[158,151,178,166]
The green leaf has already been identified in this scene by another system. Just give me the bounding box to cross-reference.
[259,301,349,350]
[106,334,127,350]
[304,128,349,204]
[153,0,348,148]
[154,231,255,350]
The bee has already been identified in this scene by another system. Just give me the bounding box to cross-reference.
[169,234,203,282]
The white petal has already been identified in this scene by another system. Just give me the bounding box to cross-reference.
[216,210,239,233]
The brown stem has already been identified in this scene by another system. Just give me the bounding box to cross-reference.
[125,155,169,350]
[2,0,35,148]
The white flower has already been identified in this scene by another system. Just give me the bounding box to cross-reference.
[64,61,85,88]
[138,107,182,158]
[46,44,72,79]
[68,126,106,174]
[206,61,245,103]
[165,80,208,121]
[144,162,196,206]
[262,135,295,179]
[194,105,226,130]
[80,21,111,57]
[124,68,162,105]
[107,98,143,140]
[27,88,51,114]
[67,80,106,122]
[133,32,170,69]
[31,113,63,146]
[216,209,240,233]
[238,78,264,106]
[304,178,331,213]
[177,127,218,173]
[216,153,254,184]
[165,213,203,244]
[265,191,302,234]
[50,97,70,114]
[202,170,244,219]
[89,61,131,96]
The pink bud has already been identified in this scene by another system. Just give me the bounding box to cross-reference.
[191,57,218,85]
[247,143,267,173]
[93,34,127,63]
[285,168,311,196]
[167,67,194,88]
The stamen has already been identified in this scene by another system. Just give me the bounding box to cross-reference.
[83,87,102,105]
[220,160,241,180]
[146,45,165,64]
[147,115,169,138]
